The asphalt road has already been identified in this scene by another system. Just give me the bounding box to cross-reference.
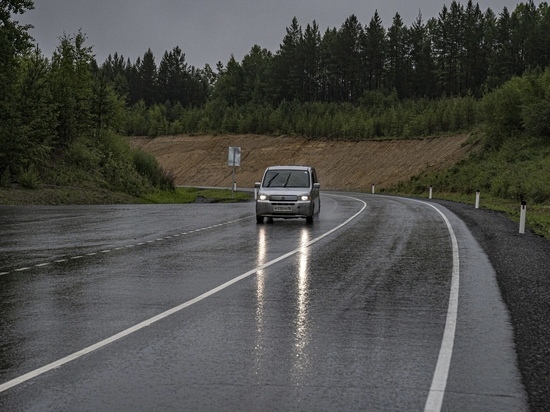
[0,193,542,411]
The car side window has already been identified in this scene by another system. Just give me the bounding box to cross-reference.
[312,169,318,184]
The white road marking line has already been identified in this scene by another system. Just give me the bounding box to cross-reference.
[0,196,367,394]
[2,217,252,277]
[402,199,459,412]
[35,263,51,267]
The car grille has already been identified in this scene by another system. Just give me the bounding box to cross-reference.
[269,195,298,201]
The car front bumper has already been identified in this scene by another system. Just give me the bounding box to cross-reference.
[255,200,314,218]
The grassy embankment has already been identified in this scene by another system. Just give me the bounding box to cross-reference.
[390,134,550,238]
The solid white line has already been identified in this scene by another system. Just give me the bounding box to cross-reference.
[0,195,367,394]
[413,201,460,412]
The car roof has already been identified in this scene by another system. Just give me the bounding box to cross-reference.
[265,165,312,171]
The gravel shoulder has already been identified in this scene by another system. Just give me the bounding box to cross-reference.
[434,199,550,412]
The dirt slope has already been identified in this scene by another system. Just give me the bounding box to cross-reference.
[128,134,473,191]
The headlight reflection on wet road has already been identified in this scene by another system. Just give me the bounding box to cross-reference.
[253,226,267,380]
[292,228,311,382]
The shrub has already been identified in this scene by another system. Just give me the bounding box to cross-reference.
[19,168,39,189]
[1,167,11,188]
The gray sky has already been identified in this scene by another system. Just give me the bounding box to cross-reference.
[18,1,534,68]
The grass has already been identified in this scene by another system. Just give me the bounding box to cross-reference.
[141,187,252,204]
[0,186,252,205]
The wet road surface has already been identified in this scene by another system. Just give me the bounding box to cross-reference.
[0,194,527,411]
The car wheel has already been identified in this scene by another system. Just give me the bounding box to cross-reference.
[256,215,264,224]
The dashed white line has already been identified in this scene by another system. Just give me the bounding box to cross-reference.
[0,197,366,394]
[1,217,251,276]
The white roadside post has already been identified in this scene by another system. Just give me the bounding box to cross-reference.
[475,190,480,209]
[372,184,375,194]
[519,201,527,234]
[228,146,241,198]
[429,186,433,199]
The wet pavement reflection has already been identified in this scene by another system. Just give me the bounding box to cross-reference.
[292,228,311,383]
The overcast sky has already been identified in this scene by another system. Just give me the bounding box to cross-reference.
[18,1,536,68]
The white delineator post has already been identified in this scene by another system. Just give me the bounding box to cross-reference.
[519,201,527,234]
[429,186,433,199]
[475,191,480,209]
[371,184,375,194]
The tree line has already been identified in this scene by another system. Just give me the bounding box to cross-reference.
[99,0,550,108]
[1,0,550,190]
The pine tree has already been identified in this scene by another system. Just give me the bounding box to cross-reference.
[386,12,409,97]
[337,15,365,102]
[363,11,386,92]
[136,49,158,106]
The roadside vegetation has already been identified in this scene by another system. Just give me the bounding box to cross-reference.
[1,1,550,237]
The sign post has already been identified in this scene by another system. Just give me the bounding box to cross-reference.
[228,147,241,198]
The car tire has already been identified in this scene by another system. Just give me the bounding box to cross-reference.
[256,216,264,224]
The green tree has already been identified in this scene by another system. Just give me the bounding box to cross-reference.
[158,46,188,106]
[100,52,131,99]
[407,13,435,98]
[15,47,57,168]
[386,12,409,97]
[461,1,486,96]
[363,11,386,92]
[431,2,464,96]
[270,17,304,102]
[0,0,35,175]
[136,49,158,106]
[301,22,321,101]
[240,45,272,103]
[336,15,365,102]
[50,30,95,146]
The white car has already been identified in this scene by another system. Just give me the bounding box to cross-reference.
[254,165,320,224]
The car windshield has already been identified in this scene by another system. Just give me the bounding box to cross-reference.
[263,170,310,188]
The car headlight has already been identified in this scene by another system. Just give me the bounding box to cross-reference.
[259,194,267,200]
[300,195,310,201]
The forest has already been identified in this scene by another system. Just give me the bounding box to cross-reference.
[1,1,550,204]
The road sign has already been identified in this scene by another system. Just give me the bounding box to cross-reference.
[228,147,241,167]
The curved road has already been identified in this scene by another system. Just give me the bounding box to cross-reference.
[0,193,527,411]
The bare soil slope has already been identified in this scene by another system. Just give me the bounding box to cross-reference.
[128,134,473,191]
